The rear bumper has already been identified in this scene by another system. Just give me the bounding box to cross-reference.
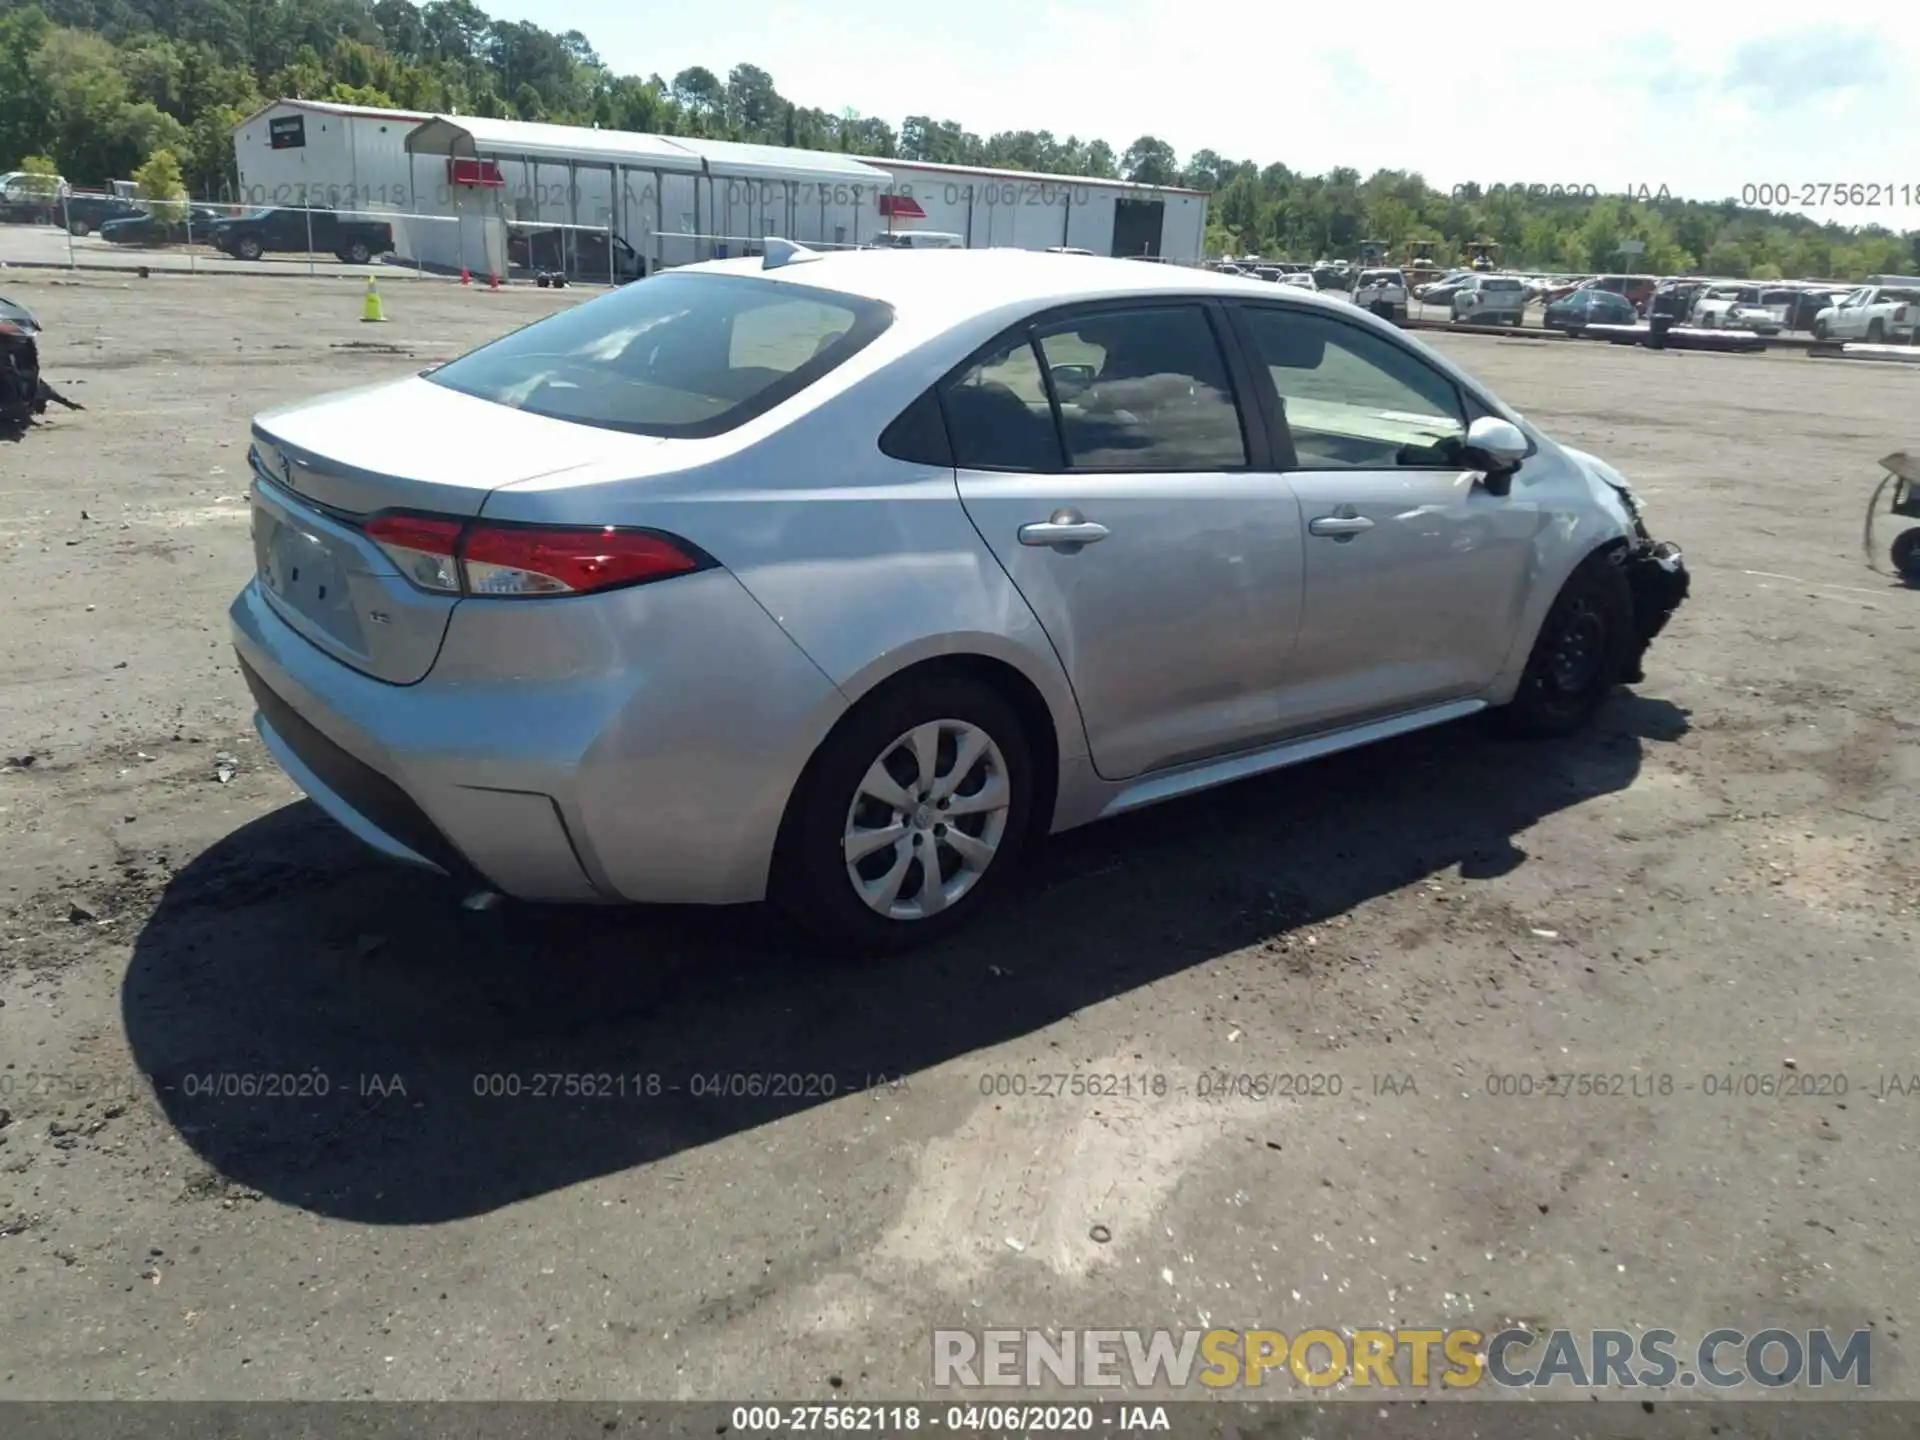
[229,569,848,905]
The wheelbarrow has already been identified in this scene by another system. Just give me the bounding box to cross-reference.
[1863,452,1920,585]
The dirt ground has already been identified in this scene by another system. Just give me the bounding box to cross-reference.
[0,272,1917,1412]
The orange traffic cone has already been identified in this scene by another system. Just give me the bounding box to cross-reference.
[460,266,471,286]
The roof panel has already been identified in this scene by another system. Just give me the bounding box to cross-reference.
[879,157,1209,197]
[408,116,705,172]
[403,116,890,183]
[669,137,891,185]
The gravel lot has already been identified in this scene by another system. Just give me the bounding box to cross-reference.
[0,273,1917,1410]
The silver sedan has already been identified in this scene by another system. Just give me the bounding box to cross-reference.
[231,245,1689,949]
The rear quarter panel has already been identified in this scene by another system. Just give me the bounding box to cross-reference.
[473,323,1095,774]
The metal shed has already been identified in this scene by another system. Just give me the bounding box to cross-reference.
[404,117,892,270]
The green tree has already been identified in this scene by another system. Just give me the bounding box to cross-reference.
[1119,135,1177,185]
[132,143,185,219]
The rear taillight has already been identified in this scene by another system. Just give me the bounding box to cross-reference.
[366,514,464,593]
[365,515,708,598]
[462,525,701,596]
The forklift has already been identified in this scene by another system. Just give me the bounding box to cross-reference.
[1403,240,1445,292]
[1468,240,1501,272]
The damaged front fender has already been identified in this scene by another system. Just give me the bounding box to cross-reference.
[1617,537,1690,685]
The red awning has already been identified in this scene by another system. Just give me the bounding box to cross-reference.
[448,158,505,188]
[878,193,926,219]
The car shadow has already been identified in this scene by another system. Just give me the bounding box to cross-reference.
[122,693,1689,1224]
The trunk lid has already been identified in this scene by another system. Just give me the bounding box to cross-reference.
[249,375,639,684]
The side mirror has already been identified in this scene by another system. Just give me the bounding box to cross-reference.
[1050,363,1096,400]
[1465,416,1527,495]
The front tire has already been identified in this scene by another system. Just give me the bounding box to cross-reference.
[1495,551,1634,738]
[1868,319,1886,344]
[776,674,1034,952]
[1892,527,1920,584]
[342,240,371,264]
[235,236,263,261]
[67,220,90,237]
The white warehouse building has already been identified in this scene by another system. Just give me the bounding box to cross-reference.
[231,100,1209,275]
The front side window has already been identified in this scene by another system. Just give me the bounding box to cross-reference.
[1242,306,1466,470]
[1032,307,1247,471]
[426,272,890,438]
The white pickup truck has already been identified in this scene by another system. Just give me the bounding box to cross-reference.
[1349,267,1409,322]
[1812,284,1920,343]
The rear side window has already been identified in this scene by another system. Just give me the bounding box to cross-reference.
[1033,307,1248,470]
[426,272,891,438]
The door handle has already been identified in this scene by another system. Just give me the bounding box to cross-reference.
[1309,514,1375,538]
[1019,509,1110,550]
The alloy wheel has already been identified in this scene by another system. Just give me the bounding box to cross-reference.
[842,719,1010,921]
[1546,596,1605,694]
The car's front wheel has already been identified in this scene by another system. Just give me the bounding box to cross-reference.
[1892,527,1920,584]
[235,236,263,261]
[777,674,1033,951]
[342,240,371,264]
[1494,551,1634,738]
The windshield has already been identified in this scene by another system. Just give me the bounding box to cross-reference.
[426,271,892,438]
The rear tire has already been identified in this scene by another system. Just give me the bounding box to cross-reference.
[342,240,371,265]
[1868,319,1886,344]
[67,220,90,237]
[1494,551,1634,738]
[775,674,1035,953]
[235,236,263,261]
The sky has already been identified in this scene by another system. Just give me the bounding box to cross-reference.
[488,0,1920,231]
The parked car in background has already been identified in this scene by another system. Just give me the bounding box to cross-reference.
[1350,267,1409,321]
[1647,278,1709,323]
[99,204,227,247]
[1275,271,1317,290]
[229,246,1687,949]
[205,206,396,264]
[1782,287,1852,332]
[58,192,145,236]
[1416,271,1477,307]
[1688,284,1748,328]
[1812,285,1920,343]
[1542,288,1638,332]
[1451,274,1529,325]
[1724,286,1799,335]
[1537,276,1596,305]
[0,171,69,224]
[1585,274,1656,315]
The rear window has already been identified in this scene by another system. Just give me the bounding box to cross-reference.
[426,271,892,438]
